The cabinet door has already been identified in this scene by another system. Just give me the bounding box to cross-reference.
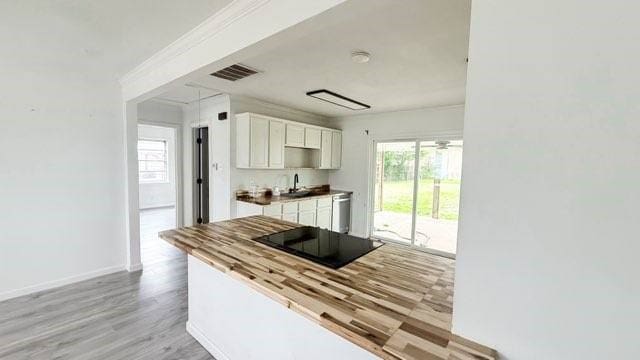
[263,204,282,216]
[298,199,317,212]
[316,207,332,230]
[249,117,269,168]
[282,202,298,214]
[269,120,285,168]
[304,128,321,149]
[282,212,298,223]
[235,114,250,168]
[320,130,332,169]
[236,202,263,218]
[285,124,305,147]
[298,211,316,226]
[317,197,332,209]
[331,131,342,169]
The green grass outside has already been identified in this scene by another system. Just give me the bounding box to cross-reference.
[379,179,461,220]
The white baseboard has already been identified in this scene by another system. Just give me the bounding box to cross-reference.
[0,264,125,302]
[127,262,143,272]
[186,321,230,360]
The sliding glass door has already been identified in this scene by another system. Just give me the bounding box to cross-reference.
[372,140,463,256]
[372,142,416,244]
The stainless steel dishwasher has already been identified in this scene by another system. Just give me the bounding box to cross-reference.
[331,193,351,233]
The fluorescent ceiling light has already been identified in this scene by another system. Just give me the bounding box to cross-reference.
[306,90,370,111]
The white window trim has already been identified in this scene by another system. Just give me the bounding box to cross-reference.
[138,138,169,184]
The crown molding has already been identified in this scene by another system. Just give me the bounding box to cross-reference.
[119,0,271,87]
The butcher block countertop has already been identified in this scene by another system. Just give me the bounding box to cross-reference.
[236,189,352,206]
[159,216,496,360]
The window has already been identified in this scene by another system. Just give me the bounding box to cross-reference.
[138,139,168,183]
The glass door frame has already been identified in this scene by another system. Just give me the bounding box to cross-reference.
[367,134,462,259]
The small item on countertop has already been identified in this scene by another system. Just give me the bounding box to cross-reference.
[249,181,257,198]
[273,186,281,196]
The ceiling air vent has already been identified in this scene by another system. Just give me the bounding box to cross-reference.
[210,64,259,81]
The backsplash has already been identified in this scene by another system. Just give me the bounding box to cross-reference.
[234,168,329,191]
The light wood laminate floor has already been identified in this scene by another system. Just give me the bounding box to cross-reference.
[140,207,183,265]
[0,256,215,360]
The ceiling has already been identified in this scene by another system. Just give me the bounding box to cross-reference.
[154,85,221,104]
[175,0,471,117]
[47,0,233,76]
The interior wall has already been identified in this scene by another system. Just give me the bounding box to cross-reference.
[182,94,231,224]
[0,4,126,299]
[229,96,332,217]
[137,125,176,209]
[328,105,464,237]
[453,1,640,359]
[138,100,183,126]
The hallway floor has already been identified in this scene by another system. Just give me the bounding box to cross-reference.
[140,207,183,265]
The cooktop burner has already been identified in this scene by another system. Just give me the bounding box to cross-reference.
[253,227,383,269]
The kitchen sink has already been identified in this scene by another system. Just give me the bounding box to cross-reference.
[280,190,311,198]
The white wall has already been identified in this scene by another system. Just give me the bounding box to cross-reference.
[182,95,232,224]
[328,105,464,237]
[137,125,176,209]
[452,1,640,359]
[229,96,332,217]
[138,100,183,126]
[0,4,126,299]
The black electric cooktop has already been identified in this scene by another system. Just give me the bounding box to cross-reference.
[253,227,383,269]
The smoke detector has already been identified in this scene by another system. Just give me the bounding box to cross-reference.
[351,51,371,64]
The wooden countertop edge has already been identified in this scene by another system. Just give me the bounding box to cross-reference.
[448,334,498,359]
[159,219,497,360]
[183,243,402,359]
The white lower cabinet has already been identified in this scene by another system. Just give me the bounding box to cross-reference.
[316,207,332,230]
[282,212,298,223]
[263,204,282,220]
[236,202,264,218]
[298,211,316,226]
[237,196,334,228]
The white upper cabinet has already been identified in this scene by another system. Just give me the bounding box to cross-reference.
[249,116,269,168]
[268,120,285,168]
[236,112,341,170]
[304,128,321,149]
[320,130,332,169]
[285,124,305,147]
[331,131,342,169]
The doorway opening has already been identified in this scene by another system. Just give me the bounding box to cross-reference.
[371,139,463,257]
[138,124,183,265]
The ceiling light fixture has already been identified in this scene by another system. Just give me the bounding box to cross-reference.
[351,50,371,64]
[306,90,370,111]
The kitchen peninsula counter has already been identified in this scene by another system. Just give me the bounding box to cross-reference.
[159,216,495,360]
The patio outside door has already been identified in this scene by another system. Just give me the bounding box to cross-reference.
[372,140,463,257]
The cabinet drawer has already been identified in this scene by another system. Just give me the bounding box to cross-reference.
[299,199,317,211]
[317,197,332,208]
[282,202,298,214]
[263,204,282,216]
